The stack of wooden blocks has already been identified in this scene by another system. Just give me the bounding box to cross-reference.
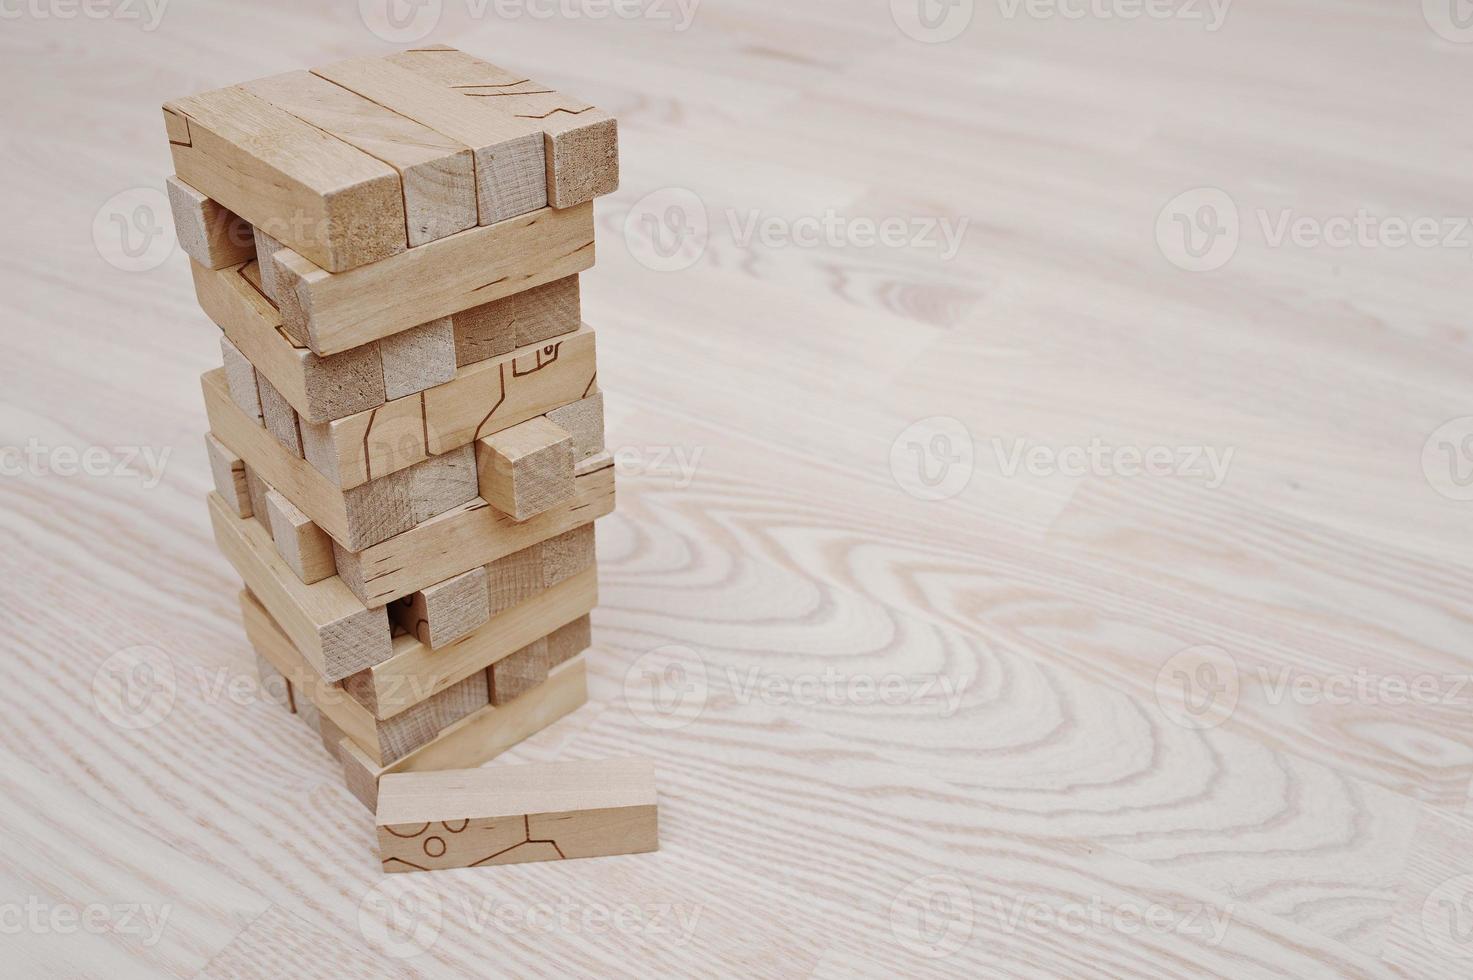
[166,47,657,872]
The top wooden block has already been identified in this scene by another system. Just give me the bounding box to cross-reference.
[162,47,617,275]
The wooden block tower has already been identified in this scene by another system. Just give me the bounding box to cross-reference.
[167,49,655,864]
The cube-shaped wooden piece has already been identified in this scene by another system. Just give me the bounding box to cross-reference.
[475,416,575,521]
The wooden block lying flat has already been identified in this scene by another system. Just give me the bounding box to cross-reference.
[539,523,597,590]
[264,489,337,585]
[390,46,619,209]
[220,335,264,424]
[376,757,656,873]
[257,374,304,457]
[334,467,614,607]
[489,614,591,705]
[451,275,581,367]
[192,259,386,424]
[476,416,575,521]
[271,202,594,355]
[163,85,406,272]
[544,392,604,461]
[339,656,588,811]
[205,433,252,518]
[312,56,545,227]
[209,492,391,681]
[348,565,596,720]
[166,175,254,269]
[301,326,596,490]
[205,369,478,551]
[240,69,477,247]
[391,567,489,650]
[378,317,456,400]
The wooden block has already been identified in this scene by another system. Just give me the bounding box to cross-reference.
[476,416,575,521]
[540,523,596,588]
[205,432,252,518]
[204,370,477,551]
[251,226,283,302]
[263,489,337,585]
[166,175,254,269]
[452,274,581,367]
[486,539,546,618]
[302,326,596,490]
[378,317,456,400]
[338,656,588,811]
[240,69,478,247]
[389,47,620,209]
[317,712,345,762]
[347,565,596,720]
[544,392,604,461]
[163,85,406,272]
[489,614,590,705]
[334,469,614,607]
[254,650,294,712]
[256,374,304,458]
[312,56,545,226]
[392,567,489,650]
[209,492,391,681]
[191,259,386,424]
[242,465,271,537]
[271,202,594,356]
[220,335,263,424]
[376,757,656,873]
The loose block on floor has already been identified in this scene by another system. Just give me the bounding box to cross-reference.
[389,46,619,209]
[375,756,656,873]
[164,85,406,273]
[348,564,597,721]
[339,656,588,811]
[297,326,596,490]
[271,202,594,355]
[333,466,614,607]
[166,175,254,270]
[209,492,390,681]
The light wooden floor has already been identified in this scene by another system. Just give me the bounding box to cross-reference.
[3,1,1471,976]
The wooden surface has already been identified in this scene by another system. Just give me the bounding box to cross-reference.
[2,2,1470,977]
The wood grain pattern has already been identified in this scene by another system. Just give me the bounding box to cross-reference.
[451,273,582,367]
[475,415,576,520]
[166,174,254,270]
[376,756,656,873]
[10,5,1473,977]
[262,488,336,585]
